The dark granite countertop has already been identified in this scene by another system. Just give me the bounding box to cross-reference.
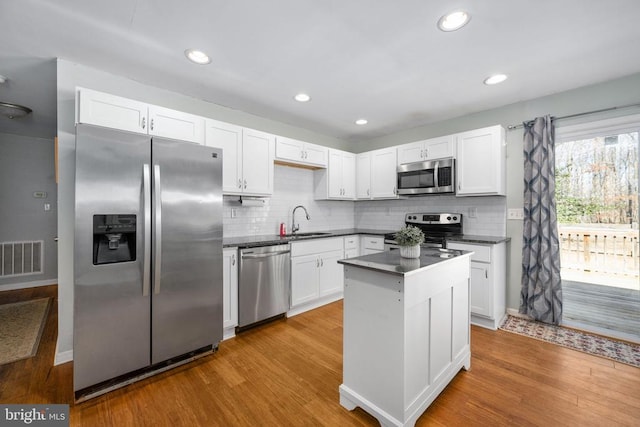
[223,228,394,248]
[447,235,511,244]
[338,248,471,277]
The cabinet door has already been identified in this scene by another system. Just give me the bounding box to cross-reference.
[456,126,505,196]
[356,152,371,199]
[205,119,243,194]
[222,248,238,329]
[342,152,356,199]
[304,142,328,167]
[469,262,492,317]
[344,248,359,259]
[148,105,205,144]
[370,148,397,198]
[423,136,454,160]
[275,136,304,162]
[397,141,424,165]
[242,128,275,196]
[77,87,148,134]
[327,150,344,198]
[319,250,344,296]
[291,255,319,307]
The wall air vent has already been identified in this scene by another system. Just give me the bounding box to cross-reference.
[1,241,43,277]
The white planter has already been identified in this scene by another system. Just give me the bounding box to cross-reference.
[400,244,420,259]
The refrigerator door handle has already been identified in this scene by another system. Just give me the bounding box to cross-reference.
[153,164,162,295]
[143,164,151,297]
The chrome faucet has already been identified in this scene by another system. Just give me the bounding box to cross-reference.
[291,205,311,234]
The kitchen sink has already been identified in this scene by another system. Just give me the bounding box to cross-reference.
[284,232,332,238]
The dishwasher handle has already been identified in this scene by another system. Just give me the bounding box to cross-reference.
[241,249,290,259]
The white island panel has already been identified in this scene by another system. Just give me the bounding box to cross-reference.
[340,251,471,427]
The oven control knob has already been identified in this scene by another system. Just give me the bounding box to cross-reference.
[447,216,451,220]
[453,216,457,220]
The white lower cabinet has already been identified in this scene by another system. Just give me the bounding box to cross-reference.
[290,238,345,316]
[361,235,384,255]
[344,235,360,259]
[222,247,238,338]
[447,241,506,329]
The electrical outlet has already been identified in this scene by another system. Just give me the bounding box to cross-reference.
[468,207,477,218]
[508,208,524,220]
[231,208,237,218]
[44,203,51,212]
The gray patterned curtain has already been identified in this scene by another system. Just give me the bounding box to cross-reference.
[520,115,562,324]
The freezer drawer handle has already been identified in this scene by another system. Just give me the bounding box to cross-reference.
[241,250,290,259]
[153,164,162,295]
[142,164,151,297]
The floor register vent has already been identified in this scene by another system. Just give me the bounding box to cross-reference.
[1,240,43,277]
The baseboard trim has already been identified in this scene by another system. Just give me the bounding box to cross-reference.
[0,279,57,292]
[54,341,73,366]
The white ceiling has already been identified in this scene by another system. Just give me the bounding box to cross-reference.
[2,0,640,141]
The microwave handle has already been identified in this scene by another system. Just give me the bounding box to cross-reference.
[434,160,439,188]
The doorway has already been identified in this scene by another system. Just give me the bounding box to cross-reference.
[556,122,639,342]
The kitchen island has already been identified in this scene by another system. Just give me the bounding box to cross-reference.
[337,248,472,427]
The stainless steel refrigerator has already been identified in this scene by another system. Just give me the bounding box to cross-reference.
[73,124,223,399]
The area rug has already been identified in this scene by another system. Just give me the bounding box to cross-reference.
[0,298,51,365]
[499,315,640,368]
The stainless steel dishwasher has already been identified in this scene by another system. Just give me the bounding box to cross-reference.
[238,244,290,329]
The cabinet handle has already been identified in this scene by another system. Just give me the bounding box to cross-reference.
[238,179,242,189]
[232,254,236,266]
[321,258,324,267]
[301,150,304,159]
[141,117,146,130]
[304,151,308,159]
[316,259,320,267]
[485,269,488,279]
[458,183,461,191]
[244,179,247,189]
[420,149,424,158]
[150,118,154,131]
[425,148,428,158]
[367,189,370,196]
[393,186,396,195]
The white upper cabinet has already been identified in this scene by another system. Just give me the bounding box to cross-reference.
[205,119,274,196]
[205,119,243,194]
[77,87,205,144]
[356,148,398,200]
[455,125,506,196]
[242,128,275,196]
[356,152,371,199]
[370,147,398,199]
[315,149,355,200]
[397,135,454,164]
[147,105,205,144]
[275,136,328,168]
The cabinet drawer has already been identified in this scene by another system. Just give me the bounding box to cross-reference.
[447,242,491,263]
[361,235,384,251]
[291,237,343,257]
[344,235,359,250]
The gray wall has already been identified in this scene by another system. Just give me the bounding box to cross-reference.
[0,132,57,289]
[55,58,351,362]
[349,72,640,311]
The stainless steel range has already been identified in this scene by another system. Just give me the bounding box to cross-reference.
[384,213,463,250]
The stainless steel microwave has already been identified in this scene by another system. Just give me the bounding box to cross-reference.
[396,157,455,195]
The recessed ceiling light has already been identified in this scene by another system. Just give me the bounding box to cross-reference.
[294,93,311,102]
[184,49,211,65]
[437,10,470,32]
[484,74,508,85]
[355,119,368,125]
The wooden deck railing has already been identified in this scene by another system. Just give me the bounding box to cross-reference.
[559,226,639,277]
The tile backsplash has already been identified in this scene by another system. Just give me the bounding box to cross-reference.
[223,165,506,238]
[223,165,355,237]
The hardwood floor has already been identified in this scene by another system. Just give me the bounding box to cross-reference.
[563,280,640,343]
[1,285,640,426]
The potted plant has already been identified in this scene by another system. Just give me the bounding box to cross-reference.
[394,225,425,259]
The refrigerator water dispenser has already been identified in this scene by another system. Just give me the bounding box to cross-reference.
[93,214,136,265]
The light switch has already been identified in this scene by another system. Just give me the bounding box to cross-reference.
[508,208,524,220]
[468,207,477,218]
[44,203,51,211]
